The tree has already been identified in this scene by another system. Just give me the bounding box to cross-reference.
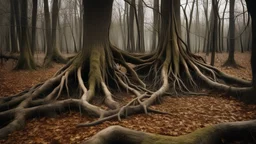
[127,0,136,52]
[31,0,38,55]
[43,0,67,66]
[223,0,240,67]
[152,0,159,51]
[14,0,36,70]
[10,0,18,53]
[137,0,145,52]
[210,0,218,66]
[0,0,254,140]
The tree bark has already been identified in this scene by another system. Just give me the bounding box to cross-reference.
[128,0,136,52]
[152,0,159,51]
[43,0,66,66]
[31,0,38,55]
[14,0,36,70]
[10,0,18,53]
[245,0,256,88]
[210,0,218,66]
[137,0,145,52]
[223,0,238,67]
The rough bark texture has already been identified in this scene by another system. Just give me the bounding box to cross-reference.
[245,0,256,88]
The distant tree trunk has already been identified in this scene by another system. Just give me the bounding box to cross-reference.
[31,0,38,55]
[128,0,136,52]
[63,13,69,54]
[187,0,195,52]
[223,0,238,67]
[203,0,209,54]
[118,7,126,49]
[152,0,159,51]
[221,0,228,52]
[14,0,36,70]
[44,0,66,66]
[210,0,218,66]
[13,0,21,46]
[137,0,145,52]
[43,0,52,57]
[10,0,18,53]
[195,0,200,53]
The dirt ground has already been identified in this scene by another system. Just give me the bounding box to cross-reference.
[0,52,255,144]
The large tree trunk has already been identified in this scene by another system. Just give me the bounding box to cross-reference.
[245,0,256,88]
[14,0,36,70]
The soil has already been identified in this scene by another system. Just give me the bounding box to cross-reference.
[0,52,255,144]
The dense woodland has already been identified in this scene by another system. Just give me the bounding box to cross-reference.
[0,0,256,143]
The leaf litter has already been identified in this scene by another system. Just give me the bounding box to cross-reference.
[0,52,255,144]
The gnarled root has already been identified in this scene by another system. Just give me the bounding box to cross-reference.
[84,120,256,144]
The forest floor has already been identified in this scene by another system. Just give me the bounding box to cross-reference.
[0,52,255,144]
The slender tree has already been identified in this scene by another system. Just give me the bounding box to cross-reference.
[10,0,18,53]
[152,0,159,50]
[14,0,36,70]
[137,0,145,52]
[210,0,218,66]
[44,0,67,66]
[223,0,239,67]
[31,0,38,55]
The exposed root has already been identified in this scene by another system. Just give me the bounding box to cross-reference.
[1,41,254,139]
[84,120,256,144]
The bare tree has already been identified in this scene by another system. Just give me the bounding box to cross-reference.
[223,0,240,67]
[14,0,36,70]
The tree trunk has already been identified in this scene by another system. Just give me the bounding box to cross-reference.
[152,0,159,51]
[128,0,136,52]
[44,0,66,66]
[223,0,238,67]
[221,0,228,52]
[10,0,18,53]
[14,0,36,70]
[245,0,256,88]
[210,0,218,66]
[31,0,38,55]
[13,0,21,47]
[187,0,195,52]
[137,0,145,52]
